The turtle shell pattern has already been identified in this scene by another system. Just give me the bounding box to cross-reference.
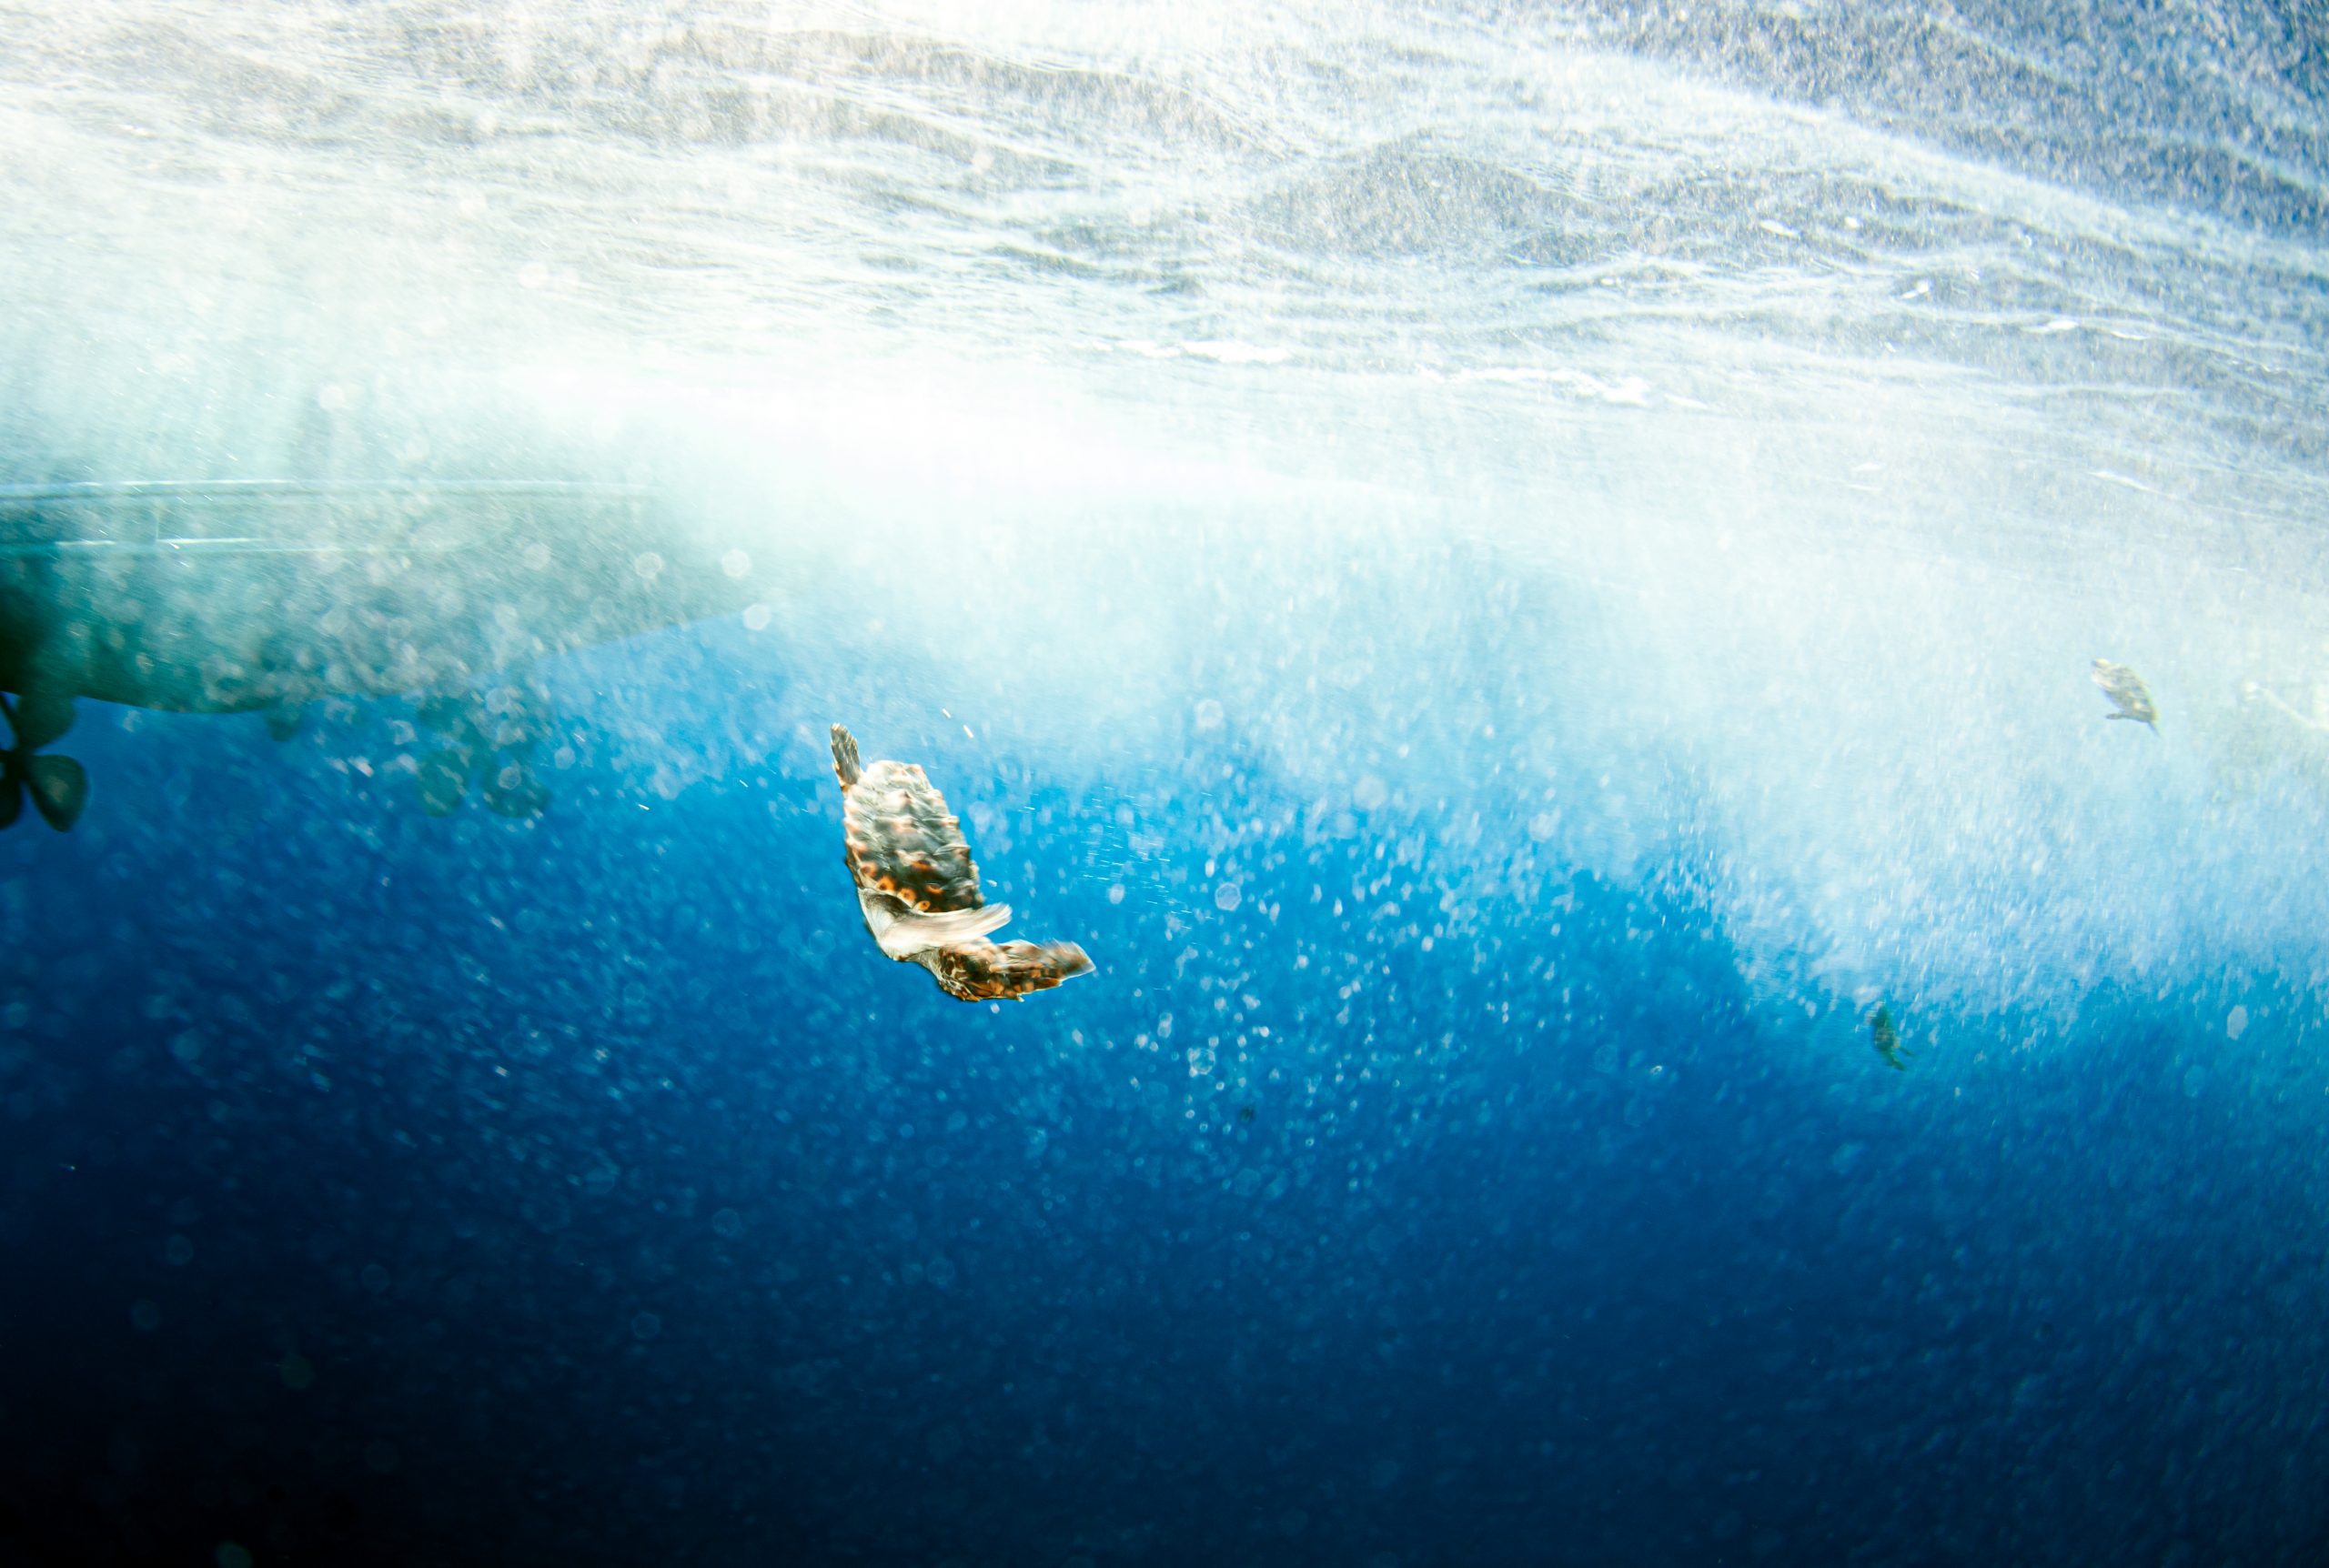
[839,759,984,913]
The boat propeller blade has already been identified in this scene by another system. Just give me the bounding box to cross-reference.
[23,754,87,831]
[0,749,84,831]
[10,691,74,752]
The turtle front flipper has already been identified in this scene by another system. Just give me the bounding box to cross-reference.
[831,724,862,789]
[920,939,1095,1002]
[866,897,1013,960]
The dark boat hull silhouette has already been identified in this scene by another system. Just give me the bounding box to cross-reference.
[0,478,764,827]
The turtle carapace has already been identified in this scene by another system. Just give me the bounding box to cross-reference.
[2092,658,2158,729]
[830,723,1094,1002]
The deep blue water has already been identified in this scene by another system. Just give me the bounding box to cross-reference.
[6,3,2329,1565]
[6,588,2328,1565]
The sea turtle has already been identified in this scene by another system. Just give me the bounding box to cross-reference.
[2091,658,2158,729]
[1870,1002,1911,1071]
[830,723,1094,1002]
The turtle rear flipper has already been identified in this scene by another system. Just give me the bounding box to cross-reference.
[870,899,1012,960]
[831,724,862,789]
[923,939,1094,1002]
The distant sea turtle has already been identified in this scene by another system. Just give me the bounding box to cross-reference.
[1870,1003,1911,1071]
[830,724,1094,1002]
[2091,658,2158,729]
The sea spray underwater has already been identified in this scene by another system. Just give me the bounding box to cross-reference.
[3,2,2328,1564]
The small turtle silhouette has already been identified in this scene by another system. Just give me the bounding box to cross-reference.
[2091,658,2157,729]
[1870,1003,1911,1071]
[830,724,1094,1002]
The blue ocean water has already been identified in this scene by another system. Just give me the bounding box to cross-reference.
[3,4,2328,1565]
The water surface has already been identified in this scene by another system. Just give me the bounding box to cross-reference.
[3,4,2326,1563]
